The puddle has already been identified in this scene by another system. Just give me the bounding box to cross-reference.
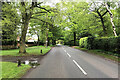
[17,58,40,68]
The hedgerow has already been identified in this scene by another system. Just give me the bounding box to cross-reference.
[79,36,120,53]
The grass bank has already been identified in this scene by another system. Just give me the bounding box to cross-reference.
[0,46,51,56]
[0,62,31,79]
[74,46,119,62]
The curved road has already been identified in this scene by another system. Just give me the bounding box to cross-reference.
[24,46,119,78]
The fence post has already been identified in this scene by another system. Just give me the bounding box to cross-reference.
[17,59,21,67]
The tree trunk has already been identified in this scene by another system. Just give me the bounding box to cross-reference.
[105,3,117,36]
[100,16,106,35]
[74,32,76,46]
[48,37,50,46]
[19,20,29,53]
[96,10,107,36]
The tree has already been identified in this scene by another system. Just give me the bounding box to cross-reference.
[1,2,20,45]
[57,1,90,45]
[90,1,118,36]
[105,2,117,36]
[90,2,109,36]
[17,1,52,53]
[29,20,42,46]
[29,6,61,46]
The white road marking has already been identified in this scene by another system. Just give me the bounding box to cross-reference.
[67,53,71,58]
[73,60,87,75]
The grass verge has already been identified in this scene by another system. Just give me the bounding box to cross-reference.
[0,62,31,79]
[74,46,119,62]
[0,46,51,56]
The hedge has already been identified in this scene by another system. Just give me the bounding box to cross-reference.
[79,36,120,53]
[1,45,16,50]
[79,36,94,49]
[92,37,120,52]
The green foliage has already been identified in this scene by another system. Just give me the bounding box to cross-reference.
[79,36,94,49]
[56,40,64,44]
[2,3,20,45]
[93,36,120,52]
[79,37,88,48]
[79,36,120,53]
[1,1,120,50]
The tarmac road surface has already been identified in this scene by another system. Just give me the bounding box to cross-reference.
[24,45,119,78]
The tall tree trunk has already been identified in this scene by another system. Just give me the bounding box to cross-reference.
[48,37,50,46]
[96,9,107,36]
[100,16,106,35]
[73,32,76,46]
[105,3,117,36]
[19,20,29,53]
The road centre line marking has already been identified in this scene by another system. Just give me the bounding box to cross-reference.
[73,60,87,75]
[67,53,71,58]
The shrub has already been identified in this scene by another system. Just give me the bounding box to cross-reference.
[76,40,79,46]
[2,45,16,50]
[2,40,17,45]
[79,36,94,49]
[79,36,120,53]
[79,37,88,48]
[93,37,117,51]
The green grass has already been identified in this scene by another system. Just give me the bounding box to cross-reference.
[0,46,51,56]
[0,62,31,79]
[74,46,119,62]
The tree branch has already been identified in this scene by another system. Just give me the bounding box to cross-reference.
[102,10,108,17]
[31,17,53,26]
[33,11,47,14]
[37,2,44,6]
[37,6,51,13]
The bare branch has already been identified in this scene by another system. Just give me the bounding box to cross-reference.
[102,10,108,17]
[33,11,47,14]
[37,2,44,6]
[37,6,51,13]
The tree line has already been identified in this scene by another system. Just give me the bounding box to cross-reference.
[1,0,120,54]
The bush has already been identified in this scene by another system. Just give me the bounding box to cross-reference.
[79,36,94,49]
[92,37,118,51]
[79,36,120,53]
[79,37,88,48]
[2,40,17,45]
[2,45,16,50]
[76,40,79,46]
